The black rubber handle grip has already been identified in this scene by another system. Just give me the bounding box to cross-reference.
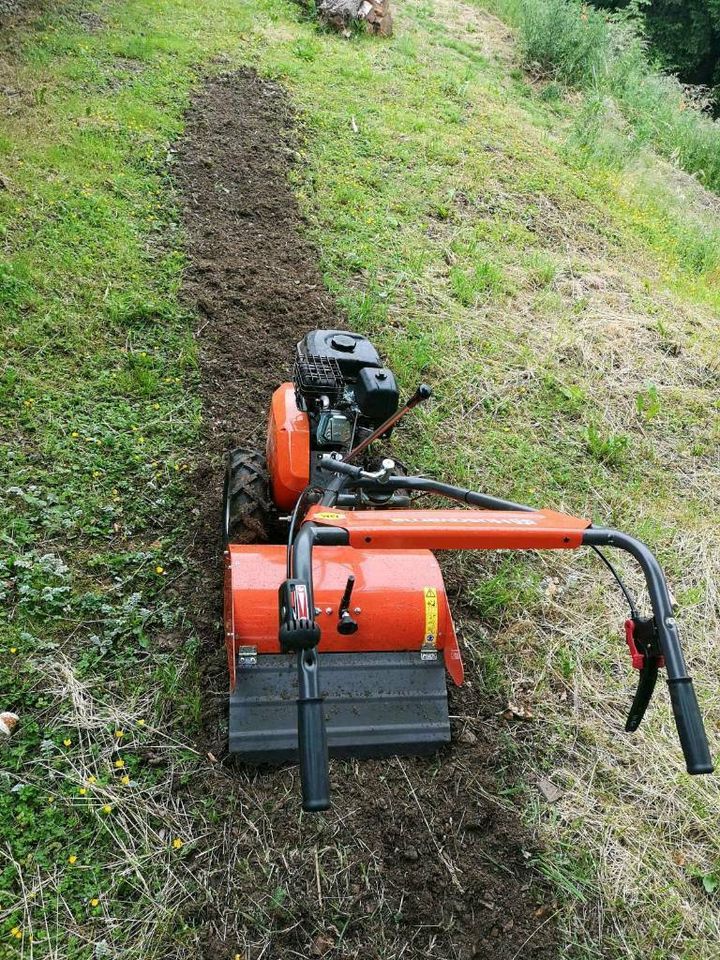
[297,697,331,811]
[409,383,432,407]
[667,678,714,775]
[317,458,363,478]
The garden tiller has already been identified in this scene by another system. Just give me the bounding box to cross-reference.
[223,330,713,811]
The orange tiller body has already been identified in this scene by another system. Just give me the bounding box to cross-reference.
[224,544,463,689]
[266,384,310,511]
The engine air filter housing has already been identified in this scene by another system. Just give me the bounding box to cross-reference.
[298,330,382,379]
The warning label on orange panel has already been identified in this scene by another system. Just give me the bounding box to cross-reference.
[423,586,438,647]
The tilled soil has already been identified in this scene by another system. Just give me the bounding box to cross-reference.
[174,69,562,960]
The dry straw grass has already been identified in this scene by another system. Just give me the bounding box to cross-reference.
[383,1,720,949]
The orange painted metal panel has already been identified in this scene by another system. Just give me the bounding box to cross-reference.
[266,383,310,511]
[225,545,462,684]
[306,507,591,550]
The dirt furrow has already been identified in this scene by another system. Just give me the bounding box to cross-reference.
[174,69,562,960]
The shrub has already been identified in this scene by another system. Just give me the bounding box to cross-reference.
[483,0,720,193]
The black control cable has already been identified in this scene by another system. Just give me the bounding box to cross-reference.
[589,544,639,620]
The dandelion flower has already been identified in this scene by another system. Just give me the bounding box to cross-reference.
[90,898,100,908]
[71,431,79,438]
[9,647,17,654]
[68,855,77,865]
[101,804,112,815]
[114,759,125,769]
[88,775,97,784]
[115,730,124,740]
[120,775,130,786]
[63,738,72,747]
[155,565,164,575]
[78,787,87,796]
[172,838,184,850]
[137,719,145,727]
[10,926,20,937]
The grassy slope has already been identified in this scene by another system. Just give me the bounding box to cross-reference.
[0,0,718,956]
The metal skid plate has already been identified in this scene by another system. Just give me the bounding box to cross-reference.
[229,651,450,762]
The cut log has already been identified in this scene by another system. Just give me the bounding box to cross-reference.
[309,0,393,36]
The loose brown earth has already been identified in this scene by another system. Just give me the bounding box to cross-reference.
[174,69,562,960]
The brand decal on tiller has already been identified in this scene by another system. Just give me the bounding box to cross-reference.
[388,515,541,525]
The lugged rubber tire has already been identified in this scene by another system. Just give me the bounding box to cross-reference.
[222,447,272,547]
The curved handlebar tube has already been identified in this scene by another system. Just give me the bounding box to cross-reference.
[317,464,534,513]
[583,528,713,775]
[286,470,713,811]
[290,523,349,812]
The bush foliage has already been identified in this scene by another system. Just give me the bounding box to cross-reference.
[485,0,720,192]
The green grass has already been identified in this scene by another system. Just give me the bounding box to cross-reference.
[1,0,719,956]
[477,0,720,194]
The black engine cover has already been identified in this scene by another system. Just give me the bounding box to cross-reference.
[299,330,381,379]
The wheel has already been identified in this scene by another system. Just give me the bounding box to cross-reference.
[222,447,272,548]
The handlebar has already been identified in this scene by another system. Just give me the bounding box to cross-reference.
[281,478,712,811]
[316,461,533,512]
[279,523,349,812]
[297,649,330,810]
[584,528,713,775]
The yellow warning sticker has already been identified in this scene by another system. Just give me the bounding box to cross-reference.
[423,587,439,647]
[314,512,346,520]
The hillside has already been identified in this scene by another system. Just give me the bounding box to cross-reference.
[1,0,718,957]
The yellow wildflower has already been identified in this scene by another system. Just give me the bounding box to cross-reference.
[115,730,124,739]
[63,738,72,747]
[90,898,100,908]
[68,855,77,865]
[78,788,87,796]
[114,759,125,769]
[172,838,184,850]
[137,719,146,727]
[101,804,112,815]
[88,775,97,784]
[120,775,130,786]
[155,565,164,575]
[71,431,79,438]
[9,647,17,654]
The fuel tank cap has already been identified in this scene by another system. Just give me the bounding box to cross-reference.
[330,334,357,352]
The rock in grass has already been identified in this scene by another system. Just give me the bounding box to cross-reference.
[0,713,19,736]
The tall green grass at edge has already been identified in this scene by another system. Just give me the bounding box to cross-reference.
[477,0,720,194]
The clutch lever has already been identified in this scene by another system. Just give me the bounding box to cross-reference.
[624,615,665,732]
